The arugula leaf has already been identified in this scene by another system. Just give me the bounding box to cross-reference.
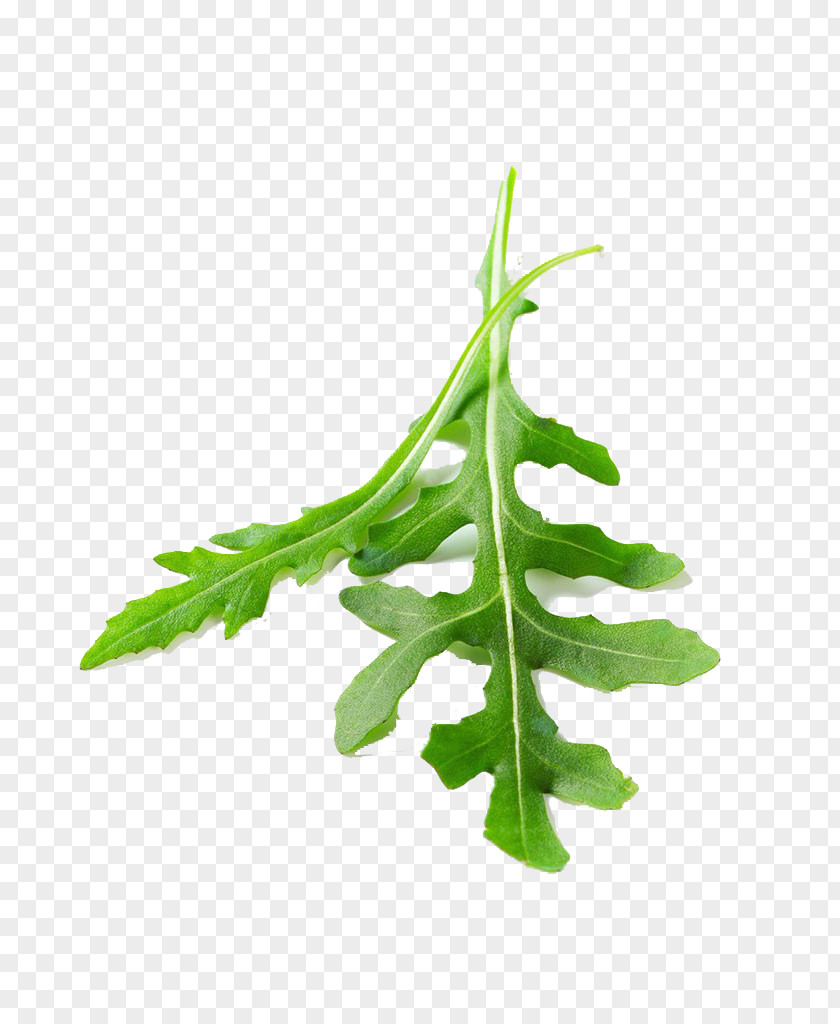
[81,190,600,669]
[81,167,718,874]
[336,170,719,871]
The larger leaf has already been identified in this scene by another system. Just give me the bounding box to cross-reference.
[337,171,719,871]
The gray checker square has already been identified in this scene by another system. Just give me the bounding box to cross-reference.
[2,3,837,1022]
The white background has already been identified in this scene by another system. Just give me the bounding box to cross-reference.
[5,3,837,1020]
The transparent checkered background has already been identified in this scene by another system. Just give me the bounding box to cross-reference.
[3,3,837,1021]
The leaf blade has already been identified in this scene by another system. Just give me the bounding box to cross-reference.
[83,229,601,669]
[341,169,719,871]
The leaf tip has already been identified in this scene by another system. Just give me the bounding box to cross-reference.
[334,732,356,757]
[673,629,720,684]
[484,829,571,874]
[703,643,721,673]
[625,548,684,589]
[153,549,188,574]
[79,648,99,671]
[621,775,640,804]
[335,704,399,756]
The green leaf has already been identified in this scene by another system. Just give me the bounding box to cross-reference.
[82,167,719,875]
[82,170,601,670]
[337,169,719,871]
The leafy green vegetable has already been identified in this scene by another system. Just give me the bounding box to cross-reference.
[81,234,599,670]
[336,170,719,870]
[82,168,718,873]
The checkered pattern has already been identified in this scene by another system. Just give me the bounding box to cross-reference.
[4,4,836,1021]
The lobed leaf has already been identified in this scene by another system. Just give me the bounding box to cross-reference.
[83,167,720,873]
[338,168,719,870]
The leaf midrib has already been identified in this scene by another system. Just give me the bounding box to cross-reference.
[484,195,530,863]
